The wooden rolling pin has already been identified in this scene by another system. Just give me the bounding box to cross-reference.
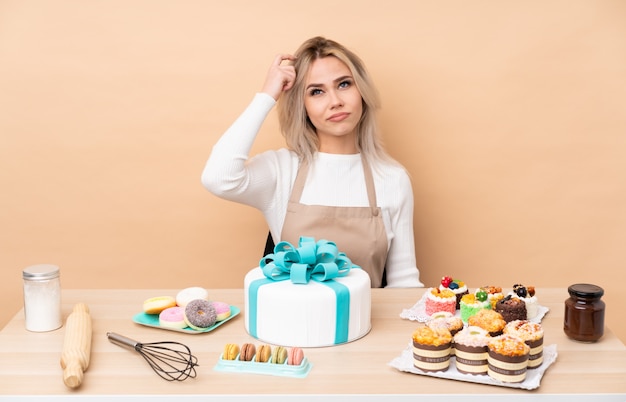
[60,303,92,388]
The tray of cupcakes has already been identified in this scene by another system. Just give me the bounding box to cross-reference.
[214,342,312,378]
[392,278,556,389]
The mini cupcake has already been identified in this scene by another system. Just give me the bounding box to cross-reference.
[503,320,544,369]
[426,311,464,337]
[424,287,457,316]
[495,295,527,323]
[487,334,530,383]
[459,289,491,323]
[509,284,539,320]
[482,285,504,309]
[426,311,464,356]
[453,326,491,375]
[439,276,469,309]
[412,326,453,372]
[467,308,506,337]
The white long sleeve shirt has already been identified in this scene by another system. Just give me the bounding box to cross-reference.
[202,93,423,287]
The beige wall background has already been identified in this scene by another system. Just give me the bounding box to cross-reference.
[1,0,624,341]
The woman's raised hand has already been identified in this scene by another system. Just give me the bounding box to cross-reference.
[261,54,296,101]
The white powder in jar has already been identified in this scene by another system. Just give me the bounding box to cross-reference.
[23,264,62,332]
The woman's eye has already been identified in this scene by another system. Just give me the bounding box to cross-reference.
[309,88,323,96]
[339,80,352,89]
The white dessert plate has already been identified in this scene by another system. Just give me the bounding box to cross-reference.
[400,293,549,323]
[389,343,557,390]
[132,305,240,334]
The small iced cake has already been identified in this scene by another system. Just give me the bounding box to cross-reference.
[495,295,527,323]
[439,276,468,309]
[482,285,504,309]
[509,284,539,320]
[459,289,491,323]
[503,320,544,369]
[412,326,453,373]
[487,334,530,383]
[424,287,456,316]
[467,309,506,337]
[453,326,491,375]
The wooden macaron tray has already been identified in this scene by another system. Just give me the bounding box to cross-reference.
[213,353,312,378]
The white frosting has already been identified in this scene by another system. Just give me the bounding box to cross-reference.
[439,284,468,294]
[176,287,209,307]
[244,267,371,347]
[454,326,491,347]
[428,311,454,320]
[426,288,455,302]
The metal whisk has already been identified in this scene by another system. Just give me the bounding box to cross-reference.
[107,332,199,381]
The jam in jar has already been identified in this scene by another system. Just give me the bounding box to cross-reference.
[563,283,605,342]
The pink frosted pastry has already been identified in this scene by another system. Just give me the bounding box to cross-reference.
[212,301,231,321]
[424,288,457,316]
[159,306,186,329]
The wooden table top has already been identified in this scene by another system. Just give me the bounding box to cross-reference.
[0,288,625,401]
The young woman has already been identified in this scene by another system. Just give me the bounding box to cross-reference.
[202,36,423,288]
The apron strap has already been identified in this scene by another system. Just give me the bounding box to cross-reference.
[290,155,378,210]
[360,156,378,211]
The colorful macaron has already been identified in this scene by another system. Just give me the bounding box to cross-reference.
[239,343,256,361]
[287,347,305,366]
[255,344,272,363]
[271,346,288,364]
[223,343,240,360]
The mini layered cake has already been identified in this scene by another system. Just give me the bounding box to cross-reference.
[503,320,544,369]
[424,288,456,316]
[412,326,453,372]
[509,284,539,320]
[439,276,468,309]
[495,295,527,323]
[453,326,491,375]
[487,334,530,383]
[467,309,506,337]
[459,289,491,323]
[482,285,504,309]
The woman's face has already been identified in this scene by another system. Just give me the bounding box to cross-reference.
[303,56,363,153]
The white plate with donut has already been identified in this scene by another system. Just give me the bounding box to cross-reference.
[132,305,240,334]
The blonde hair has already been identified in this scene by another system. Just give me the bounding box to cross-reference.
[277,36,395,165]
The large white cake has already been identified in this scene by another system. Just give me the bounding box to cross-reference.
[244,266,371,347]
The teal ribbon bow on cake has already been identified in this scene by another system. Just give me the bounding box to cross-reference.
[259,236,358,284]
